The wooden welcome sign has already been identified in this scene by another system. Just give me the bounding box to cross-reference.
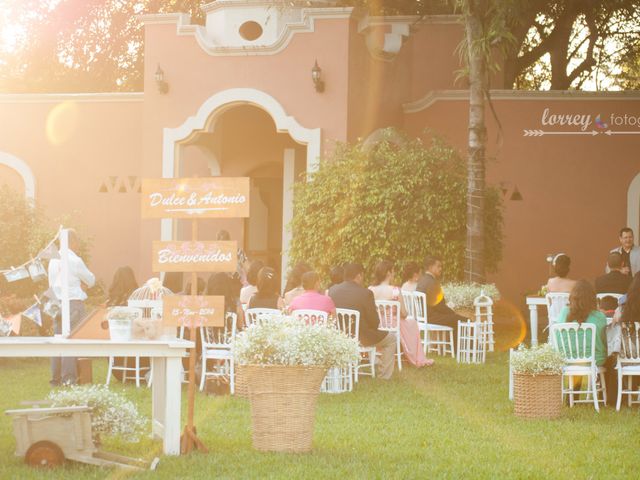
[152,241,237,272]
[141,177,250,218]
[163,295,224,328]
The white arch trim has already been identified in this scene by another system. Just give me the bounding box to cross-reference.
[162,88,321,179]
[161,88,321,243]
[0,151,35,198]
[627,172,640,238]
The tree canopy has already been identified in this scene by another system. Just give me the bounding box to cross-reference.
[0,1,637,92]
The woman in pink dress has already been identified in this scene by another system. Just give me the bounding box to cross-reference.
[369,261,434,367]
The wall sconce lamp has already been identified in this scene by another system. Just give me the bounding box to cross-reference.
[311,60,325,93]
[155,64,169,94]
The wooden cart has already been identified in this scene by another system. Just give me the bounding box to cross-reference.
[5,405,159,470]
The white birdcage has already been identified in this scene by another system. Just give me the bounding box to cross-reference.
[127,278,174,340]
[473,291,495,352]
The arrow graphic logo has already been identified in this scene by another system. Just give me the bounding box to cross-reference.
[523,129,599,137]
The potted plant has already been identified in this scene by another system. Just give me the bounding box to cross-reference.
[234,318,359,453]
[511,343,564,419]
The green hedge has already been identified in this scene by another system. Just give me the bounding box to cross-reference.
[289,132,503,282]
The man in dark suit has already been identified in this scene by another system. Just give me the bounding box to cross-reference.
[329,263,397,380]
[416,255,466,331]
[596,252,631,294]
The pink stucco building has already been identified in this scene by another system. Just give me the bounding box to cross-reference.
[1,1,639,304]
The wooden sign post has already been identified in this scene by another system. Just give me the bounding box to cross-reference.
[141,177,250,455]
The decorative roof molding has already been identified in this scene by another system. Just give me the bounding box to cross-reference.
[140,8,355,57]
[403,89,640,114]
[0,151,36,199]
[0,92,144,104]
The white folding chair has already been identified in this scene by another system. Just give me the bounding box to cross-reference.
[550,322,607,412]
[457,319,486,364]
[616,321,640,410]
[401,290,416,320]
[545,292,570,329]
[199,312,237,394]
[336,308,374,382]
[322,309,360,392]
[292,309,329,325]
[474,292,494,352]
[375,300,402,371]
[413,291,454,358]
[244,308,282,327]
[105,307,151,388]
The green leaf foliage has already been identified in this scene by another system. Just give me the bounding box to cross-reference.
[289,131,503,283]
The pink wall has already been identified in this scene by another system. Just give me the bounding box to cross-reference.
[404,94,640,302]
[0,95,144,290]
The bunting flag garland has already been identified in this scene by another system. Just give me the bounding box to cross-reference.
[38,243,60,261]
[3,267,29,283]
[22,303,42,327]
[28,260,47,282]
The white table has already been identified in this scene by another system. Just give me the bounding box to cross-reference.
[525,297,546,346]
[0,337,193,455]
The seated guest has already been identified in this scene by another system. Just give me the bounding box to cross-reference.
[207,272,245,329]
[546,253,577,293]
[284,262,312,306]
[598,295,618,319]
[556,280,607,367]
[326,265,344,293]
[416,256,466,331]
[329,263,397,380]
[247,267,285,310]
[107,266,138,307]
[163,272,183,294]
[289,271,336,315]
[240,260,264,305]
[608,227,640,277]
[400,261,420,292]
[369,261,433,368]
[596,252,631,294]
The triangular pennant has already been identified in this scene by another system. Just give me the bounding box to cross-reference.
[4,314,22,335]
[99,182,108,193]
[129,176,137,190]
[43,287,58,300]
[22,303,42,327]
[28,260,47,282]
[3,267,29,283]
[109,176,117,189]
[39,244,60,260]
[118,180,127,193]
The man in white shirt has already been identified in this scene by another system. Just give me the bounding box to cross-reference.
[48,230,95,386]
[608,227,640,277]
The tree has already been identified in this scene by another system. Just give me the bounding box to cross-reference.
[0,0,203,93]
[289,132,503,282]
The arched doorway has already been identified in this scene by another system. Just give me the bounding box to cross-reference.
[163,89,319,281]
[627,172,640,236]
[0,151,36,198]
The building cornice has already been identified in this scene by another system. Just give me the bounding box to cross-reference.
[0,92,144,104]
[403,89,640,114]
[139,8,355,57]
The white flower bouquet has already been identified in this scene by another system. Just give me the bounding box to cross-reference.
[47,385,147,442]
[234,318,359,369]
[511,343,564,376]
[443,282,500,309]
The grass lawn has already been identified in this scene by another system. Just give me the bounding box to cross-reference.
[0,317,638,479]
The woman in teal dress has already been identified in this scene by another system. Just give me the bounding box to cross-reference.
[556,280,608,366]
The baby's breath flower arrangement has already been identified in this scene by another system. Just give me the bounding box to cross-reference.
[47,385,146,442]
[234,318,359,368]
[511,343,564,376]
[443,283,500,310]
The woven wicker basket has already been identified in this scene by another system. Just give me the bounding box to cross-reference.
[234,365,249,399]
[513,372,562,419]
[245,365,327,453]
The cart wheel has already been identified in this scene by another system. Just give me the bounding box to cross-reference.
[25,441,65,468]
